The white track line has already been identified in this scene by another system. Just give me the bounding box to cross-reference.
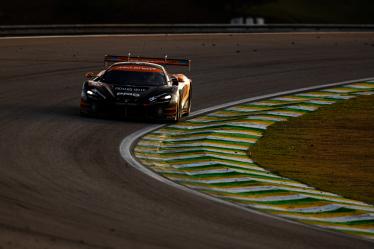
[120,77,374,242]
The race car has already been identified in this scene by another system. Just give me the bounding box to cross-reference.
[80,55,192,121]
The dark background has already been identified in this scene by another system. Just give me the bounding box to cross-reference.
[1,0,374,25]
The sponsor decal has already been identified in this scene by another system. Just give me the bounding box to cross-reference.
[116,92,140,97]
[115,87,146,92]
[110,65,163,73]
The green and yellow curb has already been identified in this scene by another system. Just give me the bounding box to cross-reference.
[131,80,374,240]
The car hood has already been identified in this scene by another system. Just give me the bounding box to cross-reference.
[111,84,173,99]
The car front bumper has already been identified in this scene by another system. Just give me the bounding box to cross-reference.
[80,98,177,120]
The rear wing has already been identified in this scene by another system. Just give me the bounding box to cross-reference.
[104,54,191,71]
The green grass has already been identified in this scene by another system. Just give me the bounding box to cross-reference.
[251,95,374,205]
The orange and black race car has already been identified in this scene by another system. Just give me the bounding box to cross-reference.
[80,55,192,121]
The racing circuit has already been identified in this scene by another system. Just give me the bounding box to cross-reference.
[1,33,374,249]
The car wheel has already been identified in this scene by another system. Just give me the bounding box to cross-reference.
[184,96,192,117]
[173,99,182,122]
[80,103,96,118]
[80,109,94,117]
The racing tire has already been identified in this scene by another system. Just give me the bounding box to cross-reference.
[173,100,182,122]
[183,93,192,117]
[80,103,97,118]
[80,109,94,118]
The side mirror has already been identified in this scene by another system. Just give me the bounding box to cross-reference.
[85,72,96,80]
[171,78,179,86]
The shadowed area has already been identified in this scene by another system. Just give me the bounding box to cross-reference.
[0,33,374,248]
[2,0,374,24]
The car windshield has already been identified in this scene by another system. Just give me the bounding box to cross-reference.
[99,70,166,86]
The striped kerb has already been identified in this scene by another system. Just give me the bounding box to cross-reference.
[134,81,374,240]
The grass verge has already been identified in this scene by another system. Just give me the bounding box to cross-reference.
[251,95,374,205]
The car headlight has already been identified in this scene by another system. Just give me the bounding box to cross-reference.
[85,88,106,99]
[161,95,172,100]
[87,90,95,95]
[149,94,172,103]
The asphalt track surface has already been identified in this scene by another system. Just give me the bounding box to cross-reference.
[1,33,374,249]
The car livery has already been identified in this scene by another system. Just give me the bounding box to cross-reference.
[80,55,192,121]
